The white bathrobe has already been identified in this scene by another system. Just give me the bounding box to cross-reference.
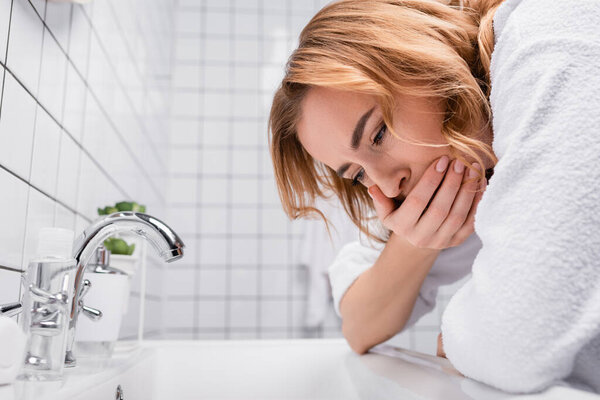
[440,0,600,394]
[328,232,481,326]
[328,0,600,393]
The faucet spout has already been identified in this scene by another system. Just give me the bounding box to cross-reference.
[65,212,184,367]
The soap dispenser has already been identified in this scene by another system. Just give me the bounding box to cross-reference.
[75,245,130,358]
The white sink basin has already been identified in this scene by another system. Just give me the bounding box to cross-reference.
[4,339,598,400]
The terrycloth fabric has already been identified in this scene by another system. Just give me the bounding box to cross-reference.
[297,194,362,328]
[328,232,481,327]
[440,0,600,394]
[0,316,26,385]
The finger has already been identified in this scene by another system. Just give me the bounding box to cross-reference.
[384,156,449,229]
[414,159,468,236]
[437,332,447,358]
[433,162,482,241]
[448,177,487,246]
[368,185,396,221]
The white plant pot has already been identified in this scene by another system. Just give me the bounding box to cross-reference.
[107,233,142,276]
[109,254,140,277]
[75,273,130,343]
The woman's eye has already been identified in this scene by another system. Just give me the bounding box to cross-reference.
[348,123,385,187]
[372,123,386,146]
[351,169,364,186]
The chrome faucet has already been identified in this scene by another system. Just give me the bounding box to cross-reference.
[0,302,22,317]
[64,212,184,367]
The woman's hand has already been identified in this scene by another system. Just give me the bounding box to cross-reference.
[369,156,486,250]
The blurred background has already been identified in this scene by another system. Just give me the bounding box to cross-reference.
[0,0,464,355]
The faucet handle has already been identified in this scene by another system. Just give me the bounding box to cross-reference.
[79,279,92,299]
[29,285,69,306]
[76,279,103,321]
[81,304,102,321]
[26,286,70,336]
[0,302,22,317]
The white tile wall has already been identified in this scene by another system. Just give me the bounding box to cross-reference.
[55,132,80,208]
[22,188,55,267]
[165,267,196,297]
[6,0,43,96]
[0,2,11,63]
[29,106,60,197]
[0,267,21,307]
[230,299,258,329]
[197,299,226,329]
[0,72,37,178]
[197,268,227,296]
[164,299,195,330]
[229,268,258,296]
[0,0,173,341]
[38,24,66,119]
[164,0,331,341]
[0,169,28,268]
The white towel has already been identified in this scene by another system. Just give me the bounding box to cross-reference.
[0,316,26,385]
[297,194,362,327]
[441,0,600,393]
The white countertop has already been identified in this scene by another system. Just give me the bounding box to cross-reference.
[2,339,598,400]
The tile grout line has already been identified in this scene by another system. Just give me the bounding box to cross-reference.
[192,0,207,341]
[52,3,74,229]
[255,0,264,340]
[26,1,166,204]
[285,0,293,340]
[0,0,13,116]
[18,0,48,272]
[79,5,170,177]
[223,0,237,340]
[0,62,134,207]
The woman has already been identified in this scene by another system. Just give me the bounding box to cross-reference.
[269,0,600,394]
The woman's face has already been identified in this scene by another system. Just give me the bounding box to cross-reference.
[297,86,469,203]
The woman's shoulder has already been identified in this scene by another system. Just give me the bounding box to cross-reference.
[489,0,600,157]
[494,0,600,47]
[490,0,600,91]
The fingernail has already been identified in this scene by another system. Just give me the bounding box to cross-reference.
[454,159,465,174]
[469,163,480,178]
[436,156,449,172]
[480,178,487,190]
[367,187,374,199]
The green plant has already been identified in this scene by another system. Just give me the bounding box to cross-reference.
[97,201,146,255]
[104,237,136,256]
[97,201,146,216]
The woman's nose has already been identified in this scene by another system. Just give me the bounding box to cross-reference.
[377,179,403,199]
[367,166,407,199]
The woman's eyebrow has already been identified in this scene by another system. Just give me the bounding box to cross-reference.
[336,162,351,178]
[351,106,375,149]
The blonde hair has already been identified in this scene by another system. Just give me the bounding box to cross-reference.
[269,0,503,242]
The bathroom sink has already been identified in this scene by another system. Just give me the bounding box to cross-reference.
[4,339,598,400]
